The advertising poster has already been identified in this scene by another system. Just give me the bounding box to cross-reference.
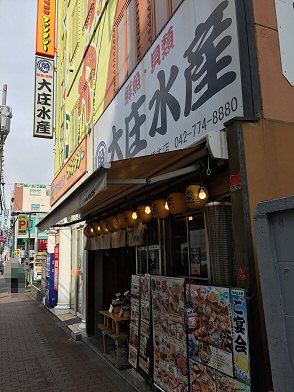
[129,275,141,369]
[152,276,188,392]
[131,275,140,298]
[186,284,251,391]
[138,275,152,376]
[131,297,140,326]
[231,289,250,384]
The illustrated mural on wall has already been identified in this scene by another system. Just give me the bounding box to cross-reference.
[78,44,97,133]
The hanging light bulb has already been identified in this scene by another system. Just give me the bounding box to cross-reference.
[199,186,207,200]
[144,205,151,214]
[132,211,138,220]
[90,227,94,234]
[188,216,193,221]
[164,201,169,210]
[98,225,101,231]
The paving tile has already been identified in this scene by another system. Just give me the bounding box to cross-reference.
[0,276,137,392]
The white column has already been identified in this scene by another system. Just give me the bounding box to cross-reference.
[78,232,87,337]
[46,230,56,254]
[54,226,72,315]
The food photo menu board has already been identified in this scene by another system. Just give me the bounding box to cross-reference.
[186,284,250,391]
[128,275,140,368]
[138,275,152,375]
[151,276,188,392]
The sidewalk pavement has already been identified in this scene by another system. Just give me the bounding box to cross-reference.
[0,276,137,392]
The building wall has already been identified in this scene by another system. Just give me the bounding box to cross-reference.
[54,0,184,177]
[252,0,294,122]
[22,185,50,212]
[13,183,24,211]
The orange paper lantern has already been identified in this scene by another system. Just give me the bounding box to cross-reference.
[152,199,170,220]
[124,210,137,227]
[136,205,153,223]
[100,220,109,234]
[167,192,188,215]
[93,222,102,235]
[185,184,209,209]
[109,216,120,231]
[83,226,91,238]
[117,213,128,229]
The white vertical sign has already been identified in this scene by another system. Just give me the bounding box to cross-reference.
[34,56,54,138]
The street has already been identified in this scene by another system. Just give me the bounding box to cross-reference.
[0,276,136,392]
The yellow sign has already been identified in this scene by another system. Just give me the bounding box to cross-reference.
[18,214,27,235]
[36,0,56,58]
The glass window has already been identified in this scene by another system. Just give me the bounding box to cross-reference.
[154,0,169,36]
[31,204,40,211]
[169,213,208,279]
[137,219,160,275]
[30,189,41,196]
[187,214,208,278]
[117,17,126,88]
[171,0,183,13]
[127,0,136,74]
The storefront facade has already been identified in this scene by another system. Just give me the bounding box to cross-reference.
[37,0,294,390]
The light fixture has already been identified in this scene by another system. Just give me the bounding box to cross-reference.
[132,211,138,220]
[144,205,151,214]
[164,201,169,210]
[188,216,193,221]
[98,225,101,231]
[199,186,207,200]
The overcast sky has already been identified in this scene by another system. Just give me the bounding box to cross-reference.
[0,0,54,208]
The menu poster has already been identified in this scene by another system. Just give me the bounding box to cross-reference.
[129,346,138,369]
[131,297,140,326]
[131,275,140,298]
[186,285,233,376]
[129,322,139,350]
[152,277,188,392]
[231,289,250,384]
[141,274,151,300]
[186,284,251,391]
[138,275,152,376]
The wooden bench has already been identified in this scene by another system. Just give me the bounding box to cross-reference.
[97,314,130,368]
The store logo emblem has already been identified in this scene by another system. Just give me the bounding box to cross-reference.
[95,141,107,169]
[37,59,51,73]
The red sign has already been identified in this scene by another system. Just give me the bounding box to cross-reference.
[38,239,48,251]
[230,172,242,192]
[0,236,5,243]
[238,265,249,281]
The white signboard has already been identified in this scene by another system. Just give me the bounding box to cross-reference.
[33,56,54,139]
[275,0,294,86]
[94,0,243,169]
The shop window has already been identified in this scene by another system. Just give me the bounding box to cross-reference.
[169,213,209,279]
[137,219,160,275]
[30,189,41,196]
[114,0,137,90]
[152,0,184,38]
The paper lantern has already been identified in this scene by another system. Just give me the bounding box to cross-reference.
[152,199,170,220]
[117,213,128,229]
[100,220,109,234]
[167,192,188,214]
[136,205,153,223]
[93,222,102,235]
[83,226,91,238]
[84,224,95,237]
[124,210,137,227]
[109,216,120,231]
[185,184,209,209]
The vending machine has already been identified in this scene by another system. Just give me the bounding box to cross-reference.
[45,252,58,307]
